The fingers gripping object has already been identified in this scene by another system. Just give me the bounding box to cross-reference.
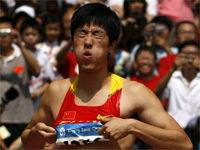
[99,115,113,139]
[103,131,110,139]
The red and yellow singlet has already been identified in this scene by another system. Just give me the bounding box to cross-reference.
[53,74,123,145]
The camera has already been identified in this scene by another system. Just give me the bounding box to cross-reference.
[0,87,19,107]
[151,23,165,33]
[143,23,165,36]
[0,29,11,36]
[186,56,194,64]
[181,56,194,64]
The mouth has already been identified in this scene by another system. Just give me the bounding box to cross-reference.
[83,51,92,58]
[140,65,151,71]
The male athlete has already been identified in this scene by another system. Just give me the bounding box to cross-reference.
[21,3,192,150]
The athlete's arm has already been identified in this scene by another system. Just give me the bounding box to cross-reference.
[99,81,193,149]
[21,81,65,149]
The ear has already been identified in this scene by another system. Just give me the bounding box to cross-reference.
[133,60,138,70]
[109,41,117,53]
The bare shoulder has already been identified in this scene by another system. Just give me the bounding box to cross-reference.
[45,77,75,98]
[122,78,155,101]
[47,78,71,93]
[41,77,76,108]
[31,77,77,126]
[121,79,163,112]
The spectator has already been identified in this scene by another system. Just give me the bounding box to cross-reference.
[0,16,40,148]
[62,7,76,41]
[123,0,147,19]
[13,5,36,31]
[36,13,64,80]
[123,0,158,22]
[107,0,124,20]
[174,21,198,46]
[20,18,55,112]
[158,0,194,23]
[155,40,200,129]
[158,21,198,78]
[145,0,158,21]
[127,16,174,77]
[112,26,130,77]
[131,45,160,91]
[121,13,147,53]
[145,16,175,59]
[130,16,174,65]
[56,6,79,78]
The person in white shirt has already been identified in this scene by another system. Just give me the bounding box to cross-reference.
[155,40,200,129]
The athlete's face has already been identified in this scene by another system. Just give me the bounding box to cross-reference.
[73,24,115,73]
[62,9,75,40]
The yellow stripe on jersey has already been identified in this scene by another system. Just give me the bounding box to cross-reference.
[70,75,79,94]
[108,74,123,97]
[70,74,123,97]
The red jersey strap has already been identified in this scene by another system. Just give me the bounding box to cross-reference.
[53,74,123,128]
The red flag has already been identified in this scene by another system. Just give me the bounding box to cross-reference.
[62,111,76,120]
[14,66,24,73]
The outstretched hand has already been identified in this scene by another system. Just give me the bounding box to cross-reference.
[98,117,132,141]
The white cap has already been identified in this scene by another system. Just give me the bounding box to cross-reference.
[15,5,35,18]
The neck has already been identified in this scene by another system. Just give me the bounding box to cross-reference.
[182,68,198,83]
[1,46,14,57]
[77,68,110,92]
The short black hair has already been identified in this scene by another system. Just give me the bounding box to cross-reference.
[20,18,42,34]
[175,21,197,36]
[178,40,199,53]
[0,16,14,28]
[70,3,121,45]
[151,16,174,32]
[135,45,157,60]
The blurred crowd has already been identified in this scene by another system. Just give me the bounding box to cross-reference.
[0,0,199,149]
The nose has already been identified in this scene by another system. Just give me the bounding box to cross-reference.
[84,34,93,49]
[142,59,148,64]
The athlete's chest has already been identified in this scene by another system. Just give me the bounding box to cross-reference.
[55,90,121,125]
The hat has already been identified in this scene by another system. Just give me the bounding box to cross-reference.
[15,5,35,18]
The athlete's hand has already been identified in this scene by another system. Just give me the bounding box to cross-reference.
[98,117,132,140]
[32,122,57,144]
